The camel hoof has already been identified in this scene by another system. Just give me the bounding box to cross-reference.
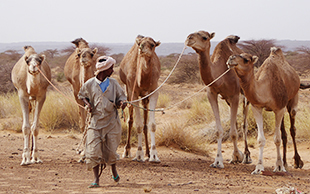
[149,157,161,163]
[252,164,264,174]
[20,161,31,166]
[210,161,224,169]
[122,150,131,159]
[242,155,252,164]
[294,160,304,169]
[251,169,263,175]
[132,156,145,162]
[273,165,286,173]
[31,159,43,164]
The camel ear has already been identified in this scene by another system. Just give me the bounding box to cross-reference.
[210,32,215,40]
[155,41,161,47]
[24,55,29,64]
[135,35,144,45]
[39,54,46,64]
[23,46,30,51]
[75,48,81,57]
[252,56,259,64]
[92,48,98,56]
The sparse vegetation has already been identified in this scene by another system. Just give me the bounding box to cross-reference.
[0,41,310,153]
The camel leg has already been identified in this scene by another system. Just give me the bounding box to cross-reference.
[287,96,303,169]
[132,102,145,162]
[251,106,266,174]
[242,96,252,164]
[148,92,160,163]
[142,98,150,159]
[30,96,45,164]
[280,118,287,169]
[208,91,224,168]
[273,109,286,172]
[122,105,133,158]
[229,95,244,164]
[19,93,31,166]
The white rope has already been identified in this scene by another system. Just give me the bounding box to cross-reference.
[164,68,231,110]
[129,45,187,103]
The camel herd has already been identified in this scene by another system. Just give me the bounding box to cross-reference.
[10,31,310,175]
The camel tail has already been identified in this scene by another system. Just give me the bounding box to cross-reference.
[300,83,310,89]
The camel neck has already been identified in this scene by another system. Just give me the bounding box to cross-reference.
[237,69,259,104]
[197,48,214,85]
[136,55,152,88]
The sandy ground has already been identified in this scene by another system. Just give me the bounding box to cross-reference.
[0,129,309,194]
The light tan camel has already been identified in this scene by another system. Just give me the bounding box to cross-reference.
[227,47,304,174]
[64,38,98,132]
[185,31,252,168]
[11,46,51,166]
[119,35,161,162]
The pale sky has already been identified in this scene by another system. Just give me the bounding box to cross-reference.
[1,0,309,44]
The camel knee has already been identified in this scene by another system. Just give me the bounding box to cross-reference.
[150,123,156,133]
[136,126,143,133]
[230,129,238,142]
[257,136,266,147]
[274,136,281,147]
[22,126,31,136]
[216,130,224,139]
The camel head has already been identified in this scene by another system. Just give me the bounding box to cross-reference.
[227,53,258,76]
[75,47,98,67]
[185,31,215,52]
[135,35,160,57]
[24,54,46,75]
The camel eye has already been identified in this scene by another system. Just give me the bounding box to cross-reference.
[150,43,155,48]
[202,37,208,40]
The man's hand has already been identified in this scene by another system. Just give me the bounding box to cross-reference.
[85,104,92,113]
[118,101,127,110]
[82,98,92,113]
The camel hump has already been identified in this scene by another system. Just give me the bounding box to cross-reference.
[270,47,286,61]
[226,35,240,44]
[23,46,36,56]
[71,38,89,48]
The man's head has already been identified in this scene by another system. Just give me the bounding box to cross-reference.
[94,56,116,76]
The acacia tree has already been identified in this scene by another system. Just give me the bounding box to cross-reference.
[238,39,281,67]
[286,46,310,74]
[43,49,59,58]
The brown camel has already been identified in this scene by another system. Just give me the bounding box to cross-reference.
[227,47,304,174]
[11,46,51,165]
[119,35,161,162]
[64,38,98,132]
[185,31,252,168]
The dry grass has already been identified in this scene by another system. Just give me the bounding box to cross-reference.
[157,93,170,108]
[156,120,209,156]
[40,90,79,131]
[1,83,309,155]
